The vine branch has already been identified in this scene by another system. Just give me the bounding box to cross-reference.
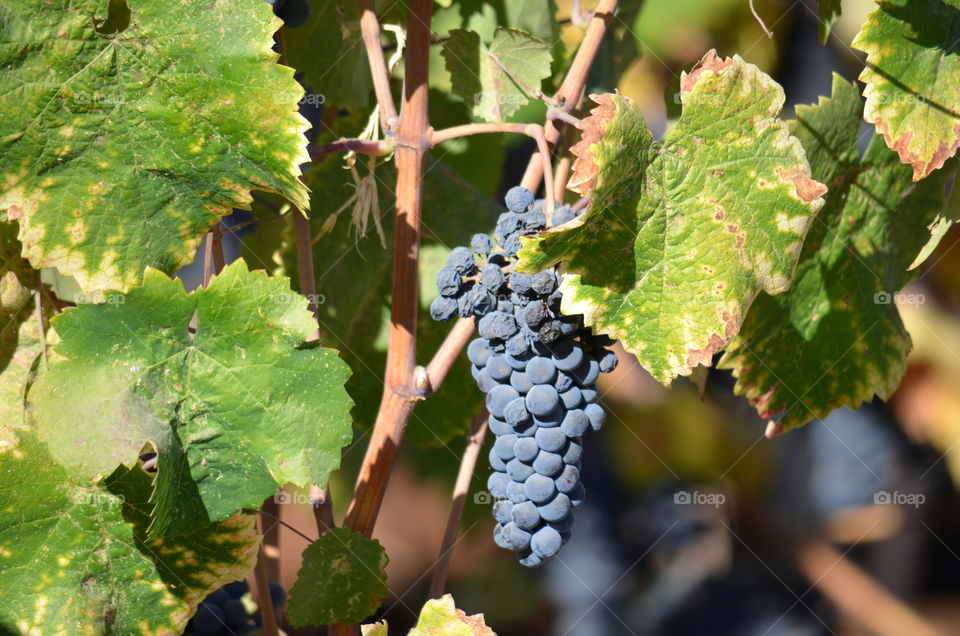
[342,0,433,540]
[428,408,489,598]
[309,138,394,161]
[358,0,398,131]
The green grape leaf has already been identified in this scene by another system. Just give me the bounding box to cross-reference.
[29,260,353,537]
[851,0,960,180]
[409,594,495,635]
[245,156,500,447]
[0,0,310,293]
[362,622,389,636]
[503,0,560,42]
[516,51,826,384]
[285,1,373,111]
[818,0,842,43]
[287,528,388,626]
[0,428,259,635]
[719,75,952,433]
[442,28,552,121]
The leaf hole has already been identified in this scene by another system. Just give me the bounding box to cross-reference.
[94,0,131,35]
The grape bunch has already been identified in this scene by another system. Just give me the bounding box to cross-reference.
[431,186,617,567]
[183,580,286,636]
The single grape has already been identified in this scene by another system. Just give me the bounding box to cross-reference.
[579,387,598,403]
[471,233,493,255]
[555,465,580,494]
[512,500,542,530]
[560,387,583,410]
[584,403,606,431]
[503,398,530,426]
[510,371,533,393]
[518,549,544,568]
[551,205,578,226]
[531,270,558,295]
[192,603,226,636]
[514,436,540,463]
[487,415,512,437]
[506,479,527,503]
[506,458,535,482]
[505,350,531,370]
[493,499,513,523]
[224,598,249,627]
[551,340,584,371]
[531,525,563,558]
[510,272,534,295]
[480,263,505,291]
[532,450,564,477]
[505,186,535,213]
[485,354,512,381]
[560,409,590,437]
[562,440,583,465]
[492,433,518,461]
[523,302,549,328]
[597,348,619,373]
[526,384,560,417]
[474,368,498,393]
[487,471,510,498]
[467,286,497,316]
[505,333,529,356]
[539,493,572,522]
[524,473,557,503]
[467,339,492,367]
[488,447,507,472]
[436,267,462,297]
[430,295,458,321]
[446,246,475,273]
[554,371,574,393]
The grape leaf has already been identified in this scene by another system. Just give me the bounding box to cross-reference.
[243,156,500,447]
[516,51,826,384]
[442,28,552,121]
[851,0,960,180]
[284,1,373,111]
[409,594,495,636]
[0,306,43,428]
[0,428,259,635]
[0,0,310,293]
[818,0,842,43]
[287,528,388,626]
[719,75,952,433]
[29,260,353,537]
[0,217,39,371]
[910,161,960,269]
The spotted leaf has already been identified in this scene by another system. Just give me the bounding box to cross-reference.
[719,75,952,433]
[409,594,495,636]
[852,0,960,180]
[287,528,388,627]
[0,428,260,635]
[516,51,826,383]
[0,0,310,293]
[29,261,353,538]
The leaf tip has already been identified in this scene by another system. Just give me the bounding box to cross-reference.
[568,93,622,196]
[679,49,734,96]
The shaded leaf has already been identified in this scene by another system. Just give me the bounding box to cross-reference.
[285,1,373,111]
[852,0,960,180]
[287,528,388,626]
[442,28,552,121]
[30,261,353,537]
[517,51,825,383]
[0,0,309,293]
[719,75,952,432]
[409,594,495,635]
[0,428,259,635]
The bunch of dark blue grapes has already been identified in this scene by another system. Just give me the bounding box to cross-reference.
[431,186,618,567]
[183,580,285,636]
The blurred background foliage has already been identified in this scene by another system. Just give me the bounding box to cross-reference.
[170,0,960,633]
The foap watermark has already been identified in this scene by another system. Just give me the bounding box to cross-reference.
[270,290,326,307]
[874,490,925,508]
[474,91,526,108]
[874,291,925,306]
[74,291,125,305]
[674,490,725,508]
[70,490,124,505]
[273,491,315,505]
[473,491,495,505]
